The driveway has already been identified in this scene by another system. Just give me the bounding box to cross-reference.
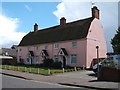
[54,70,119,89]
[55,70,97,80]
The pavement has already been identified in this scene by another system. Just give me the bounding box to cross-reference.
[1,69,120,90]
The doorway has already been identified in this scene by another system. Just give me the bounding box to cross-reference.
[62,56,66,68]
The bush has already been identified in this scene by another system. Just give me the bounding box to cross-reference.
[42,59,54,67]
[42,59,62,69]
[65,65,74,69]
[77,67,81,71]
[16,63,25,66]
[52,61,62,69]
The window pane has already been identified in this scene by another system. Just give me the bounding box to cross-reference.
[71,54,77,64]
[36,47,39,50]
[54,43,59,49]
[54,55,58,62]
[45,46,48,50]
[36,56,39,63]
[72,42,77,47]
[26,58,29,62]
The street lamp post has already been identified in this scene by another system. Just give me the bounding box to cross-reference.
[96,46,100,80]
[96,46,99,63]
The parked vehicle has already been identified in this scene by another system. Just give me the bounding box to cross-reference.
[93,55,120,74]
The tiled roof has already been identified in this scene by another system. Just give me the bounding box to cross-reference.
[19,17,94,46]
[0,48,17,57]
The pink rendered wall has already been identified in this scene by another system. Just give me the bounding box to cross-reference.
[17,18,107,68]
[57,40,87,67]
[17,39,87,67]
[86,18,107,68]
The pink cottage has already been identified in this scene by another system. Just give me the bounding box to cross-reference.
[17,6,107,68]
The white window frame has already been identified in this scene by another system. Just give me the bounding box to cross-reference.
[36,56,39,64]
[72,42,77,48]
[54,55,59,62]
[70,54,77,64]
[36,46,39,51]
[26,57,30,63]
[44,45,48,50]
[54,43,59,49]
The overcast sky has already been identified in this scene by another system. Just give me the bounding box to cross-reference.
[0,1,119,52]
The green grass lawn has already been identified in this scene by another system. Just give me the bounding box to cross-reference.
[0,65,82,75]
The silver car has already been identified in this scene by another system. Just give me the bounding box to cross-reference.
[93,55,120,74]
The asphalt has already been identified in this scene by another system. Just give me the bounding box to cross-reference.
[1,69,120,90]
[2,75,73,88]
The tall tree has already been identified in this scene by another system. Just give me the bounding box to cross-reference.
[111,27,120,54]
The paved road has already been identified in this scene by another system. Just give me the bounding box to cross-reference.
[2,70,119,90]
[2,75,75,88]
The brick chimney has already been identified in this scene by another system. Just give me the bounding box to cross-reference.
[91,6,99,19]
[34,23,38,32]
[60,17,66,25]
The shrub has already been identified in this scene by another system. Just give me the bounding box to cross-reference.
[42,59,62,69]
[66,65,74,69]
[52,61,62,69]
[42,59,54,67]
[16,63,25,66]
[18,58,24,64]
[77,67,81,71]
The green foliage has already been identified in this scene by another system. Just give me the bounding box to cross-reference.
[42,59,54,67]
[52,61,62,69]
[18,58,24,64]
[17,63,25,66]
[1,65,83,75]
[111,27,120,54]
[42,59,62,69]
[66,65,74,69]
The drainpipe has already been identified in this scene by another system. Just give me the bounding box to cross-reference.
[96,46,100,80]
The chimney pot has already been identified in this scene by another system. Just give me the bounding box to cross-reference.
[60,17,66,25]
[34,23,38,32]
[91,6,99,19]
